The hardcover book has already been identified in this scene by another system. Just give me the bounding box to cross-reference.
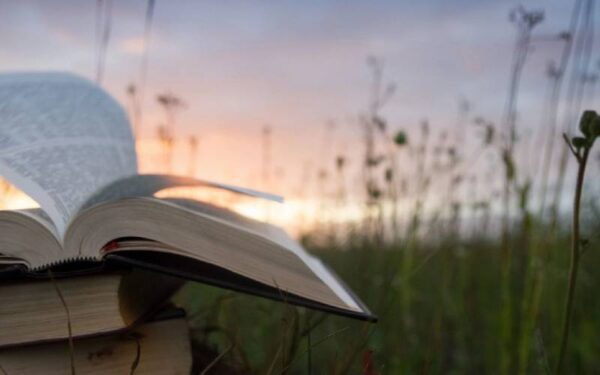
[0,313,192,374]
[0,269,182,347]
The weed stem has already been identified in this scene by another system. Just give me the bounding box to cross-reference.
[555,143,590,373]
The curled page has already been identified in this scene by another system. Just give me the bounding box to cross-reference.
[0,73,137,236]
[83,174,283,210]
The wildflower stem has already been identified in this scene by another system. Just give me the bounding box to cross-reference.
[555,141,591,373]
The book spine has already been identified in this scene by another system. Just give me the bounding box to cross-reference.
[30,256,101,271]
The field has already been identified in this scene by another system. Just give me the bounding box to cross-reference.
[176,212,600,373]
[170,44,600,370]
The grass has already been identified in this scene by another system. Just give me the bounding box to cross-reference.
[174,217,600,373]
[168,97,600,373]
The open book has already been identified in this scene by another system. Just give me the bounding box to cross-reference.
[0,73,374,321]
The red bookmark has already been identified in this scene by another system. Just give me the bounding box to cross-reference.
[103,240,120,253]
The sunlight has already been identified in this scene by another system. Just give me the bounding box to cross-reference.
[0,191,38,211]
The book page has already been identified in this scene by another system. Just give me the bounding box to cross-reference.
[15,208,58,239]
[82,174,283,210]
[0,73,137,236]
[152,198,359,310]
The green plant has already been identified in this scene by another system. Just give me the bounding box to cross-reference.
[555,110,599,373]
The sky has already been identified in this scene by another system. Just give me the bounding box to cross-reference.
[0,0,597,230]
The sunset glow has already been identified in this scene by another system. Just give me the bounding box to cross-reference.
[0,0,589,234]
[0,189,38,211]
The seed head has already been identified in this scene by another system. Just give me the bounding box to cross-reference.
[578,110,597,138]
[590,116,600,138]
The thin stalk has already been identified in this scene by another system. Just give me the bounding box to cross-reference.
[552,0,594,228]
[135,0,156,137]
[538,0,581,217]
[96,0,113,85]
[200,344,233,375]
[48,270,76,375]
[499,10,543,370]
[555,140,591,373]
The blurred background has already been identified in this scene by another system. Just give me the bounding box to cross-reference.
[2,0,600,373]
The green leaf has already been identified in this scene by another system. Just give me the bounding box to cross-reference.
[394,130,408,146]
[572,137,587,149]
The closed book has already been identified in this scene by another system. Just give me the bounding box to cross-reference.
[0,269,182,348]
[0,315,192,374]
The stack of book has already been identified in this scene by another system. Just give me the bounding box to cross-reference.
[0,73,374,372]
[0,270,191,374]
